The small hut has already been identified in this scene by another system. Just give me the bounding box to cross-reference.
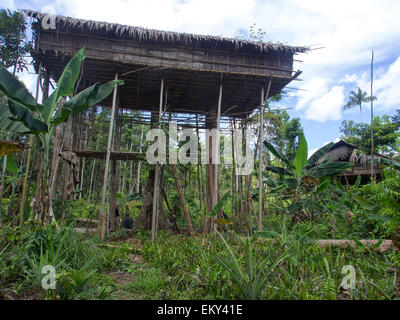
[318,140,384,184]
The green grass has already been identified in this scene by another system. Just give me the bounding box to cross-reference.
[0,218,399,300]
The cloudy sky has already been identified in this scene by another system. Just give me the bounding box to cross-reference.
[2,0,400,153]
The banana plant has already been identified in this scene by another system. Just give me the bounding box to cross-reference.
[263,133,354,215]
[0,47,124,223]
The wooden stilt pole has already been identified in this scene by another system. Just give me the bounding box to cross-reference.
[151,77,164,242]
[211,80,223,235]
[258,79,272,232]
[370,50,375,181]
[99,72,119,241]
[195,115,203,214]
[136,122,144,194]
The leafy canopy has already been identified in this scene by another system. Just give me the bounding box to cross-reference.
[0,9,31,73]
[340,116,400,156]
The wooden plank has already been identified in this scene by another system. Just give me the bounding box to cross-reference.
[151,77,164,242]
[258,80,272,232]
[67,150,144,161]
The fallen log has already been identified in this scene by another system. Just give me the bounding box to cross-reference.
[316,239,395,253]
[249,236,396,253]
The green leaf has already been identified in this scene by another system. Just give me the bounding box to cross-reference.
[51,80,124,125]
[372,239,383,249]
[287,200,305,214]
[293,132,308,178]
[263,140,294,169]
[376,157,400,171]
[5,154,19,174]
[209,192,230,217]
[353,175,361,189]
[355,196,382,213]
[308,162,353,178]
[8,100,48,133]
[256,230,279,239]
[306,142,334,167]
[315,179,331,194]
[269,184,285,193]
[264,166,293,176]
[43,47,86,122]
[0,65,39,111]
[0,102,30,134]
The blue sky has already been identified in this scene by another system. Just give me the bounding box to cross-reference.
[1,0,400,154]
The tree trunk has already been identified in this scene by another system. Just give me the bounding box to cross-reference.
[135,165,169,231]
[136,124,144,194]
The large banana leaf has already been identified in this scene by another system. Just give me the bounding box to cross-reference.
[306,142,334,167]
[375,157,400,171]
[8,100,48,133]
[293,132,308,178]
[51,80,123,125]
[5,154,19,174]
[0,102,30,134]
[308,161,353,178]
[264,166,293,176]
[43,47,86,122]
[0,65,39,111]
[264,140,294,169]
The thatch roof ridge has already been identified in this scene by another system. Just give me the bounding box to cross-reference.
[24,10,310,54]
[317,139,391,165]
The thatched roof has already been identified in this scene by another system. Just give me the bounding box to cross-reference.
[24,10,309,55]
[317,140,389,166]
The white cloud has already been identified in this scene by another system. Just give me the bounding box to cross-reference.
[1,0,16,10]
[375,56,400,110]
[305,86,344,122]
[295,77,344,122]
[8,0,400,125]
[340,55,400,112]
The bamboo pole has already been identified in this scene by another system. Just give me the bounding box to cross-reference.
[99,72,119,241]
[88,138,99,200]
[151,77,164,242]
[136,122,144,194]
[79,126,88,198]
[370,50,375,181]
[211,80,222,235]
[230,118,236,230]
[18,73,41,228]
[258,79,272,232]
[195,115,203,213]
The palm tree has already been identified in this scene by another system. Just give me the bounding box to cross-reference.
[343,87,376,121]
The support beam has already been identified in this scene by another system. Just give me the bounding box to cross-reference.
[108,108,121,234]
[204,80,222,235]
[212,80,222,234]
[257,79,272,232]
[151,77,164,242]
[99,72,119,241]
